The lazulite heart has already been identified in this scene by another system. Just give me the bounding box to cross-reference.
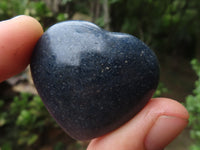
[30,20,159,140]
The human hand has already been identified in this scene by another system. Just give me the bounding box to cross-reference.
[0,16,189,150]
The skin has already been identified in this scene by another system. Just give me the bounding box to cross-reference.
[0,16,189,150]
[0,15,43,82]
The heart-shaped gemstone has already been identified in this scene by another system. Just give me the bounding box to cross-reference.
[30,20,159,140]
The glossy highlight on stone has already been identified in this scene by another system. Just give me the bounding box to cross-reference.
[30,20,160,140]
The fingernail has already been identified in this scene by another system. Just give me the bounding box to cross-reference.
[0,16,22,23]
[145,115,188,150]
[10,15,24,20]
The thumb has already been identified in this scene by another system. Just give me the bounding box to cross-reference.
[0,15,43,82]
[87,98,189,150]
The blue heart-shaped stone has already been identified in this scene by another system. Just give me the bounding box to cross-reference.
[30,20,159,140]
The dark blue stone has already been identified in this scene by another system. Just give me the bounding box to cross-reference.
[30,20,159,140]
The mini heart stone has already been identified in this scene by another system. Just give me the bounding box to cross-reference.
[30,20,159,140]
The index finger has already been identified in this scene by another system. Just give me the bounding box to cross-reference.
[0,15,43,82]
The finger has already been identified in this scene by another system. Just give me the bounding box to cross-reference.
[87,98,189,150]
[0,15,43,82]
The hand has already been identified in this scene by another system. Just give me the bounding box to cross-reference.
[0,16,189,150]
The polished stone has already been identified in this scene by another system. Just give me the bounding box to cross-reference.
[30,20,160,140]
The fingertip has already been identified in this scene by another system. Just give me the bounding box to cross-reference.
[149,98,189,120]
[144,98,189,150]
[9,15,44,35]
[145,115,188,150]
